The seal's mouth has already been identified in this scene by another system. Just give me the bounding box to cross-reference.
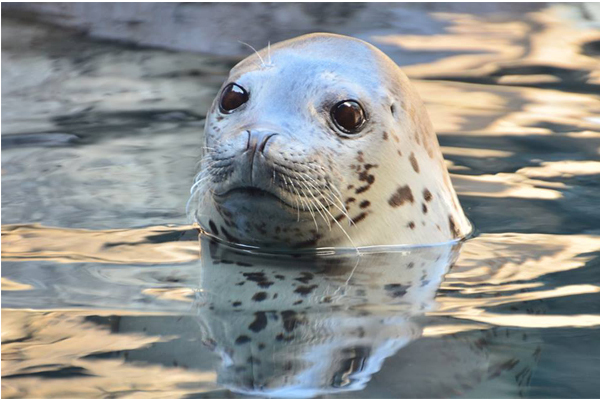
[215,187,276,199]
[213,186,301,211]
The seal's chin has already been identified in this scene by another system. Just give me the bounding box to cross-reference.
[210,185,323,246]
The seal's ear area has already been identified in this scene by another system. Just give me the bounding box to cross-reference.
[390,102,400,119]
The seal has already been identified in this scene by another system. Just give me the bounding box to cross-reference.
[189,33,471,248]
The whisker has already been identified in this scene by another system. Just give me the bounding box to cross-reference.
[295,173,358,252]
[297,179,331,230]
[284,175,317,230]
[268,41,272,65]
[238,41,266,67]
[298,172,354,226]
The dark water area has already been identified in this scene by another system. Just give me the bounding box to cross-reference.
[2,3,600,399]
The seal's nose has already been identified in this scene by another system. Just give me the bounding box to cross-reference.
[245,130,278,157]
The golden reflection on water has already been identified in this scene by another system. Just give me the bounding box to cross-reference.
[2,311,217,399]
[1,277,34,291]
[141,287,196,303]
[447,234,600,285]
[415,81,600,137]
[1,224,199,265]
[452,173,565,199]
[517,160,600,178]
[381,6,600,79]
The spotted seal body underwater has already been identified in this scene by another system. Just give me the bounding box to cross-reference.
[189,33,471,248]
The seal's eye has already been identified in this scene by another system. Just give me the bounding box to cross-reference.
[219,83,249,113]
[331,100,366,134]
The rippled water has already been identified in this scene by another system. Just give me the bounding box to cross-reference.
[2,4,600,399]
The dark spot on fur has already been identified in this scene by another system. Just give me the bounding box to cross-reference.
[281,310,301,332]
[235,262,252,267]
[293,300,303,305]
[422,203,428,214]
[388,185,414,207]
[249,312,268,332]
[384,284,408,298]
[243,272,274,288]
[359,200,370,209]
[258,343,266,350]
[275,333,295,342]
[295,272,314,284]
[358,170,375,184]
[252,292,268,302]
[275,274,285,280]
[232,301,242,307]
[235,335,251,345]
[449,215,460,238]
[294,284,318,296]
[247,356,261,365]
[355,185,370,194]
[353,212,368,224]
[383,131,389,141]
[423,188,433,202]
[409,152,420,173]
[356,151,364,163]
[408,221,416,229]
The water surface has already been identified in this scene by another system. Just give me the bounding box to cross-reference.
[2,4,600,398]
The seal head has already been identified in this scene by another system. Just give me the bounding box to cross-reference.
[190,33,471,248]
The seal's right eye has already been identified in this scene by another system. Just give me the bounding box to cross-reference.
[219,83,249,113]
[331,100,366,135]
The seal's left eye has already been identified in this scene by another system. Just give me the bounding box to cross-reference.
[331,100,366,135]
[219,83,249,113]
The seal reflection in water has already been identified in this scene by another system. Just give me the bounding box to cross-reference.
[196,236,462,397]
[189,33,471,248]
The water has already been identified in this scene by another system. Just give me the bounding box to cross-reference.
[2,4,600,398]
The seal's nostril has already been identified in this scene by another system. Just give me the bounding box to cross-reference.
[259,133,278,154]
[245,130,252,151]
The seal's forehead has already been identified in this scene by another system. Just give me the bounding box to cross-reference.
[231,33,384,80]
